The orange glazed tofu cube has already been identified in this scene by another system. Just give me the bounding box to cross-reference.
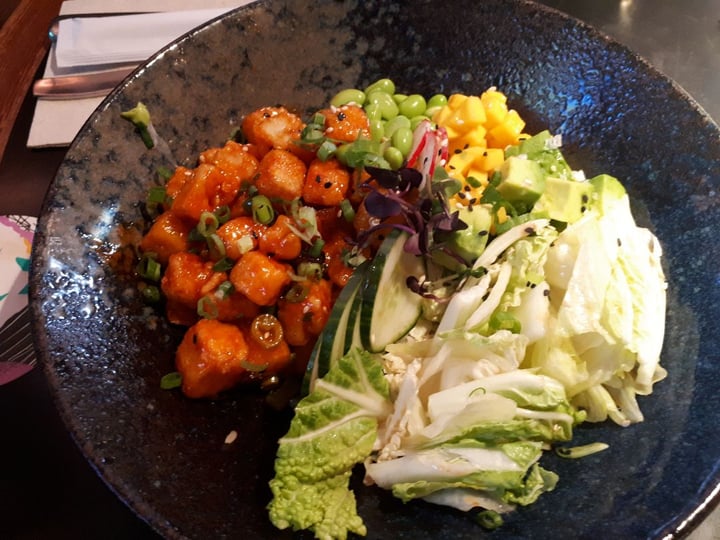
[244,326,293,375]
[199,140,260,183]
[277,278,333,346]
[139,210,194,265]
[175,318,250,398]
[165,166,193,198]
[255,149,307,201]
[170,163,217,221]
[302,158,351,207]
[217,216,264,260]
[161,252,226,325]
[258,215,302,260]
[241,106,305,157]
[319,104,371,143]
[229,250,292,306]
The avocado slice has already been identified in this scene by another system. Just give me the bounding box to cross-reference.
[532,176,594,224]
[450,204,494,264]
[496,155,546,212]
[589,174,627,216]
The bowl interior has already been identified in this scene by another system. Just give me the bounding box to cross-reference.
[30,1,720,538]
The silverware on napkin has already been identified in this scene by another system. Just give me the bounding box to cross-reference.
[32,66,136,99]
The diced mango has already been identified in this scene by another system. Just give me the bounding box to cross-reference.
[480,89,509,129]
[449,125,487,155]
[488,109,526,149]
[447,93,468,109]
[458,95,486,126]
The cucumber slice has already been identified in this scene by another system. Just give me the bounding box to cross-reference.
[344,281,365,353]
[360,230,425,352]
[302,262,369,393]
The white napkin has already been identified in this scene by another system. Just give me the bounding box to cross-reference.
[27,0,255,149]
[55,8,234,69]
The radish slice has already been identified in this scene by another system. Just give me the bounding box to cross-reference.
[406,120,449,193]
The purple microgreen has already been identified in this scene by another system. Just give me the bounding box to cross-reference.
[365,165,401,189]
[364,190,403,219]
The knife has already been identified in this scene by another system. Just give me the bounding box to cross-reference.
[32,66,136,99]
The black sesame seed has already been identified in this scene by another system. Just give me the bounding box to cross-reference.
[464,185,471,192]
[581,206,587,212]
[469,197,477,204]
[543,288,550,297]
[458,192,466,199]
[337,112,346,121]
[581,194,589,203]
[478,230,488,236]
[454,148,462,154]
[324,181,333,189]
[315,175,322,183]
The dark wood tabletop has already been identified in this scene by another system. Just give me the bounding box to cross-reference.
[0,1,718,539]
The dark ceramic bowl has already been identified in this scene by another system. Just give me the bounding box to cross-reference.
[30,0,720,538]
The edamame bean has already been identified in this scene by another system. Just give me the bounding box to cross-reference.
[409,115,430,131]
[366,91,398,120]
[427,93,448,109]
[364,78,396,96]
[330,88,366,108]
[369,118,385,143]
[424,106,443,120]
[392,93,408,104]
[391,126,414,157]
[383,146,405,170]
[364,103,383,121]
[383,115,411,138]
[398,94,427,118]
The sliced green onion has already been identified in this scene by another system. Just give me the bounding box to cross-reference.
[207,233,226,261]
[285,282,309,303]
[215,280,235,299]
[197,211,220,237]
[476,510,503,531]
[340,199,355,222]
[555,442,609,459]
[250,313,283,348]
[197,295,219,319]
[312,112,326,126]
[297,261,323,280]
[120,102,154,149]
[214,205,231,225]
[488,311,521,333]
[240,359,269,373]
[251,195,275,225]
[309,237,325,258]
[300,125,325,145]
[317,140,337,161]
[466,175,483,188]
[157,166,174,180]
[137,253,161,281]
[141,284,161,303]
[160,371,183,390]
[147,186,167,204]
[213,257,234,272]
